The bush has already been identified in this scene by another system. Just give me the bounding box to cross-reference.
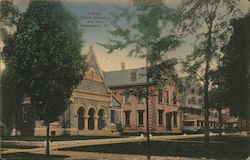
[116,121,123,134]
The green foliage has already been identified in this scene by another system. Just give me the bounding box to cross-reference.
[0,0,20,41]
[179,0,240,77]
[116,121,123,134]
[213,13,250,119]
[1,69,23,132]
[179,0,241,144]
[100,0,182,100]
[1,1,87,124]
[99,0,181,62]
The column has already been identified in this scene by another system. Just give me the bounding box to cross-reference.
[171,112,174,131]
[94,116,99,130]
[104,116,109,129]
[84,115,89,130]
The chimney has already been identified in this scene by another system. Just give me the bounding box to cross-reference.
[121,62,125,70]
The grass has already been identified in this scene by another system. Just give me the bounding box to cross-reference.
[0,143,39,149]
[60,136,250,159]
[1,135,121,141]
[1,152,68,160]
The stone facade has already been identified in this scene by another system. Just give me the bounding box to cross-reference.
[20,46,122,136]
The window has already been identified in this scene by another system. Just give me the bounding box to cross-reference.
[173,91,177,105]
[125,111,131,126]
[182,108,188,113]
[191,88,195,94]
[188,98,191,104]
[197,121,200,127]
[23,113,27,123]
[111,110,115,123]
[158,89,163,103]
[173,112,177,125]
[198,99,203,105]
[138,96,144,103]
[166,89,169,104]
[23,105,28,123]
[191,97,196,104]
[125,95,130,104]
[158,110,164,125]
[138,110,144,126]
[23,105,28,113]
[131,71,137,82]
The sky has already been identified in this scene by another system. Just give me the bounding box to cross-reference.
[1,0,249,72]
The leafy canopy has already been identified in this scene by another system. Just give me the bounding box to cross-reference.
[2,1,87,124]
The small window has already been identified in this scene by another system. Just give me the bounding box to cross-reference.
[111,110,115,123]
[190,88,195,94]
[138,110,144,125]
[23,105,28,113]
[197,121,200,127]
[125,111,131,126]
[23,113,27,123]
[131,71,137,82]
[173,91,177,105]
[138,96,144,103]
[166,89,169,104]
[173,112,177,125]
[158,89,163,103]
[158,110,164,125]
[198,99,203,105]
[191,97,196,104]
[188,98,191,104]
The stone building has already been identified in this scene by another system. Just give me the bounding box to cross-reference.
[18,46,122,136]
[104,66,183,134]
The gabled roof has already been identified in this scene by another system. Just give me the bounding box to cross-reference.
[76,46,110,94]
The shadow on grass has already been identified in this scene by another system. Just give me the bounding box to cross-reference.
[60,136,250,159]
[1,135,121,141]
[1,152,69,160]
[1,144,39,149]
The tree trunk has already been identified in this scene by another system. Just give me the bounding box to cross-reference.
[46,123,50,156]
[146,45,150,160]
[218,106,222,137]
[204,20,213,146]
[247,119,250,138]
[204,59,210,145]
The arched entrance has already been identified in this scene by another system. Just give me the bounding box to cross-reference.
[98,109,105,130]
[88,108,95,130]
[77,107,85,130]
[166,112,172,131]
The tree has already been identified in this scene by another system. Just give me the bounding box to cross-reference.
[214,12,250,135]
[99,1,181,159]
[2,1,87,156]
[0,0,20,41]
[0,0,21,134]
[179,0,240,145]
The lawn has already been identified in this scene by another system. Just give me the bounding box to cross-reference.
[1,135,121,141]
[1,152,68,160]
[0,143,39,149]
[60,136,250,159]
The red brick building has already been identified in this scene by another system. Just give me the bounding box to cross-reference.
[104,67,183,134]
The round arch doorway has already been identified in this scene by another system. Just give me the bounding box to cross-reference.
[88,108,95,130]
[77,107,85,130]
[98,109,105,130]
